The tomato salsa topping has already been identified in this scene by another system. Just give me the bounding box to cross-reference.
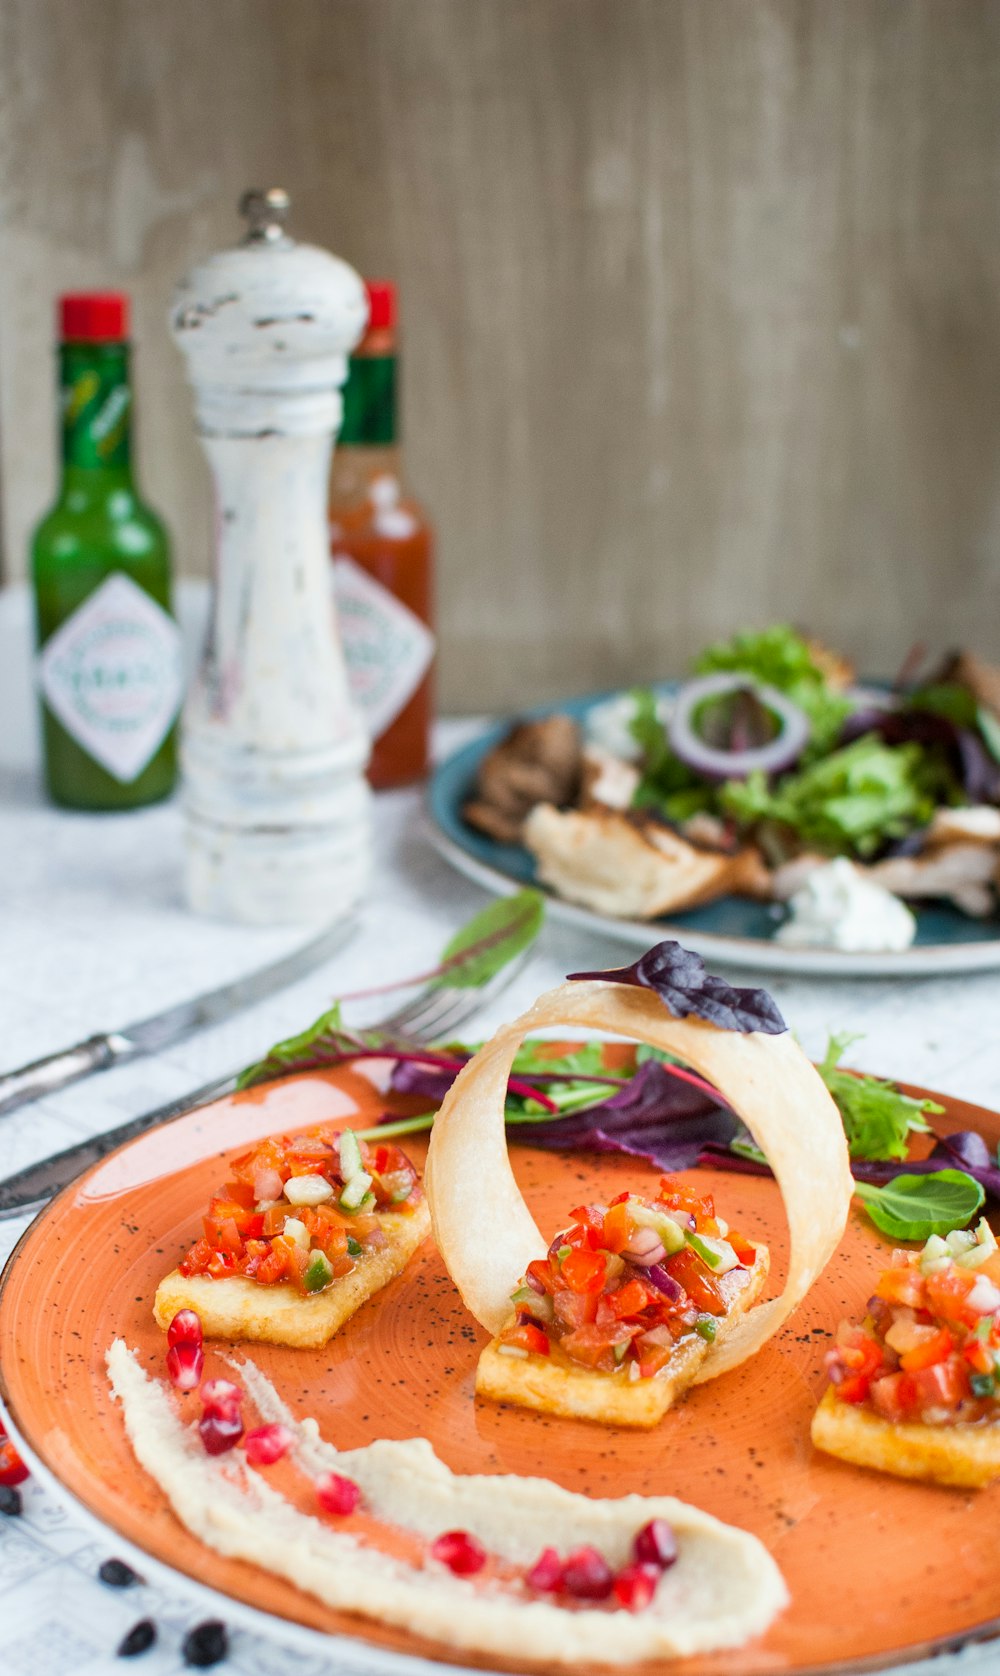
[825,1220,1000,1425]
[178,1128,422,1295]
[498,1176,756,1377]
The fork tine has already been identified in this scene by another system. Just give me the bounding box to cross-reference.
[368,944,533,1044]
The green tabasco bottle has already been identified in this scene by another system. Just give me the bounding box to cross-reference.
[31,292,181,809]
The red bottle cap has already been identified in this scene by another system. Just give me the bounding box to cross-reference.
[59,293,130,342]
[364,280,396,333]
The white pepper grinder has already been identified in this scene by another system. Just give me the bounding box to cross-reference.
[171,188,372,924]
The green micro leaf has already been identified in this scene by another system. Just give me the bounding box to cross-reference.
[853,1170,985,1241]
[431,889,545,990]
[818,1033,942,1161]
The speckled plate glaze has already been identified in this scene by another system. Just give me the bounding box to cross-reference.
[3,1064,1000,1676]
[427,686,1000,977]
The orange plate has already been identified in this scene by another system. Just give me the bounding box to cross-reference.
[1,1064,999,1676]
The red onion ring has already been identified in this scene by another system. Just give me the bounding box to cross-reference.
[644,1263,685,1301]
[667,673,810,781]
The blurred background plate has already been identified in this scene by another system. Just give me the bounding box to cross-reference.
[426,687,1000,979]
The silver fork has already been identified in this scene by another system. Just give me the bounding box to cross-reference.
[0,946,534,1220]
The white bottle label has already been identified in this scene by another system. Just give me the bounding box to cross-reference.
[38,572,184,783]
[332,555,434,739]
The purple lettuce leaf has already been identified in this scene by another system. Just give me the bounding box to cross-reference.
[390,1058,466,1104]
[701,1128,1000,1204]
[568,940,786,1035]
[841,705,1000,804]
[511,1061,737,1174]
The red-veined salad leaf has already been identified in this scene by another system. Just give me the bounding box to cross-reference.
[429,889,545,990]
[568,941,786,1035]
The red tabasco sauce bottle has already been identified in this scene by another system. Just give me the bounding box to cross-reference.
[330,280,434,789]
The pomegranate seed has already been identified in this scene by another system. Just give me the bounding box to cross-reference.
[199,1379,242,1417]
[198,1409,244,1456]
[167,1309,203,1349]
[0,1440,28,1488]
[633,1518,678,1570]
[561,1546,614,1600]
[166,1342,204,1392]
[613,1561,659,1613]
[430,1529,487,1576]
[243,1424,294,1467]
[525,1547,564,1592]
[316,1472,361,1516]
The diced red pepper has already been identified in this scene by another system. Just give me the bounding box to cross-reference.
[900,1327,954,1373]
[874,1267,926,1310]
[726,1229,758,1267]
[610,1278,656,1321]
[664,1247,726,1315]
[501,1322,550,1357]
[601,1201,633,1254]
[560,1249,607,1295]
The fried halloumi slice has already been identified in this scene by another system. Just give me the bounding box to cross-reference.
[811,1385,1000,1489]
[153,1201,431,1350]
[523,803,768,920]
[475,1245,769,1429]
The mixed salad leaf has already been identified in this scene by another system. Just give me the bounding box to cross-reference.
[568,941,787,1035]
[816,1033,941,1161]
[695,624,852,758]
[853,1171,985,1241]
[238,929,995,1253]
[626,623,1000,861]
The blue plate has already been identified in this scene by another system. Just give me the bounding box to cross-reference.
[427,687,1000,977]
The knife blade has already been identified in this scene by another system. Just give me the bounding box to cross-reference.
[0,914,357,1118]
[0,1072,241,1219]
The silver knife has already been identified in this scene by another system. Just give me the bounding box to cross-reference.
[0,1073,239,1219]
[0,915,357,1118]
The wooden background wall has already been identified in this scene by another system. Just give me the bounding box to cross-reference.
[2,0,999,711]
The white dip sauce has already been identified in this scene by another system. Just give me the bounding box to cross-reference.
[106,1340,786,1665]
[776,857,916,952]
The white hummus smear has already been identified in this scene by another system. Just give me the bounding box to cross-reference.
[107,1340,786,1664]
[776,857,916,952]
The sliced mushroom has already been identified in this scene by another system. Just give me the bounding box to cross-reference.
[523,803,769,919]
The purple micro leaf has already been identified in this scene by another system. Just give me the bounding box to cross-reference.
[390,1059,465,1103]
[512,1061,736,1174]
[568,940,786,1035]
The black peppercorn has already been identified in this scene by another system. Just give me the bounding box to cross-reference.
[182,1619,229,1667]
[99,1557,142,1588]
[0,1484,22,1516]
[117,1619,156,1658]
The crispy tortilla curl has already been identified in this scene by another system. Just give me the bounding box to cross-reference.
[425,980,852,1379]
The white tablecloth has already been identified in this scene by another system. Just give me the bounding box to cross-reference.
[1,585,999,1675]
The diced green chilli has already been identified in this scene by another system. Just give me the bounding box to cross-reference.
[338,1129,364,1182]
[695,1317,717,1342]
[971,1372,996,1398]
[303,1251,334,1293]
[686,1231,722,1269]
[346,1236,363,1257]
[339,1171,374,1212]
[556,1245,572,1261]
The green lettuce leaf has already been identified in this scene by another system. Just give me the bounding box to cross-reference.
[718,734,940,857]
[817,1033,943,1161]
[695,624,852,757]
[854,1170,985,1240]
